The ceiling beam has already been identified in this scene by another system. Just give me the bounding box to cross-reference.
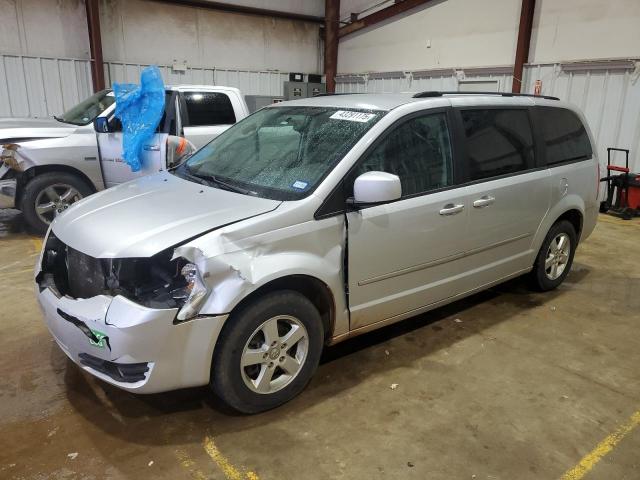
[151,0,325,23]
[512,0,535,93]
[339,0,435,38]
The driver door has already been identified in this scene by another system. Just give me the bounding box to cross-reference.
[98,91,176,188]
[346,110,469,329]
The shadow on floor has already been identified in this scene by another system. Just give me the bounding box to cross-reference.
[59,269,589,449]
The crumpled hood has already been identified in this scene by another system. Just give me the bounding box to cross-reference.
[51,172,281,258]
[0,117,78,142]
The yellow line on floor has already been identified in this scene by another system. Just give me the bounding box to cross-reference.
[203,436,259,480]
[30,237,43,253]
[174,449,208,480]
[560,410,640,480]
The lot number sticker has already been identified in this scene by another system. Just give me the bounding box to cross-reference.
[330,110,376,122]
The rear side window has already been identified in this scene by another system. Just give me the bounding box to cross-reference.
[461,109,534,181]
[351,112,453,197]
[537,107,592,165]
[183,92,236,126]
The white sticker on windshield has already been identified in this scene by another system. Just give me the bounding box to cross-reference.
[292,180,308,190]
[330,110,376,123]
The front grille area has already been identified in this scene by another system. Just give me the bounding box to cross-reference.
[36,232,188,307]
[79,353,149,383]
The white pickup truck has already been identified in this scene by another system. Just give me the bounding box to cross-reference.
[0,85,249,233]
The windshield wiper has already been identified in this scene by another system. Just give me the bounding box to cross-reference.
[197,173,256,196]
[180,165,255,195]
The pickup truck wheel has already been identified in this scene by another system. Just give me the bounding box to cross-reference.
[529,220,577,291]
[21,172,93,234]
[211,290,324,414]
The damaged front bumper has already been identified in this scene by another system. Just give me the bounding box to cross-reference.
[38,287,228,393]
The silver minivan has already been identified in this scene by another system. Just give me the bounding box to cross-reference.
[36,92,599,413]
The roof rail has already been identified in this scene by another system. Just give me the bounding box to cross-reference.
[312,92,365,97]
[412,91,560,101]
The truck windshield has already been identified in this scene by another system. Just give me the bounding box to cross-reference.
[183,106,384,200]
[55,90,115,126]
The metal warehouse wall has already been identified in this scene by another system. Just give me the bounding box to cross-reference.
[335,64,640,172]
[104,62,290,97]
[1,0,322,118]
[0,54,93,118]
[0,53,292,118]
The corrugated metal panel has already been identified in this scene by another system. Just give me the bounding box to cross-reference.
[104,61,289,97]
[0,54,92,118]
[335,70,512,94]
[336,63,640,171]
[0,55,294,119]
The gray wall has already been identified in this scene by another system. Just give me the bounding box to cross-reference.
[337,0,640,73]
[100,0,322,73]
[0,0,323,118]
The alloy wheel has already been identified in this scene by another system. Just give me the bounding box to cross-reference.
[545,232,571,280]
[240,315,309,394]
[34,184,83,225]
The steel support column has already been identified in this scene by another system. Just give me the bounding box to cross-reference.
[85,0,105,92]
[324,0,340,93]
[512,0,535,93]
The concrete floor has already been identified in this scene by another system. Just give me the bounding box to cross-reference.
[0,209,638,480]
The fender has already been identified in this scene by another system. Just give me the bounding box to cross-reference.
[528,193,585,265]
[10,132,105,194]
[174,215,350,337]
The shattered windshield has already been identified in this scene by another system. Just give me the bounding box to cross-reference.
[55,90,115,126]
[182,106,384,200]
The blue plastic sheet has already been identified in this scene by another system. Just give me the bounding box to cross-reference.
[113,66,165,172]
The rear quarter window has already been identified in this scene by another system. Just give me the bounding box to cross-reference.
[537,107,592,165]
[183,92,236,126]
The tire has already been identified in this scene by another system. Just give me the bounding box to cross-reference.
[21,172,94,235]
[211,290,324,414]
[528,220,577,291]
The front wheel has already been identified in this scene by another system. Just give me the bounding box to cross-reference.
[529,220,577,291]
[211,291,324,414]
[21,172,93,234]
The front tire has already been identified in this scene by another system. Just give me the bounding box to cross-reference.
[211,291,324,414]
[529,220,577,291]
[21,172,93,234]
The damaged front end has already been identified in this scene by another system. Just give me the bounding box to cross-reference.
[37,232,209,321]
[36,232,227,393]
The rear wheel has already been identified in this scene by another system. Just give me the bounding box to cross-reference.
[211,291,324,414]
[529,220,577,291]
[21,172,93,234]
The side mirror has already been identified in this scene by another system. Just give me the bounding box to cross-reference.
[94,116,110,133]
[350,171,402,206]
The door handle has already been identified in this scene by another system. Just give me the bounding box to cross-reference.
[144,145,160,151]
[439,203,465,216]
[473,195,495,208]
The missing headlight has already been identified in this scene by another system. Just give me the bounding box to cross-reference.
[37,237,190,309]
